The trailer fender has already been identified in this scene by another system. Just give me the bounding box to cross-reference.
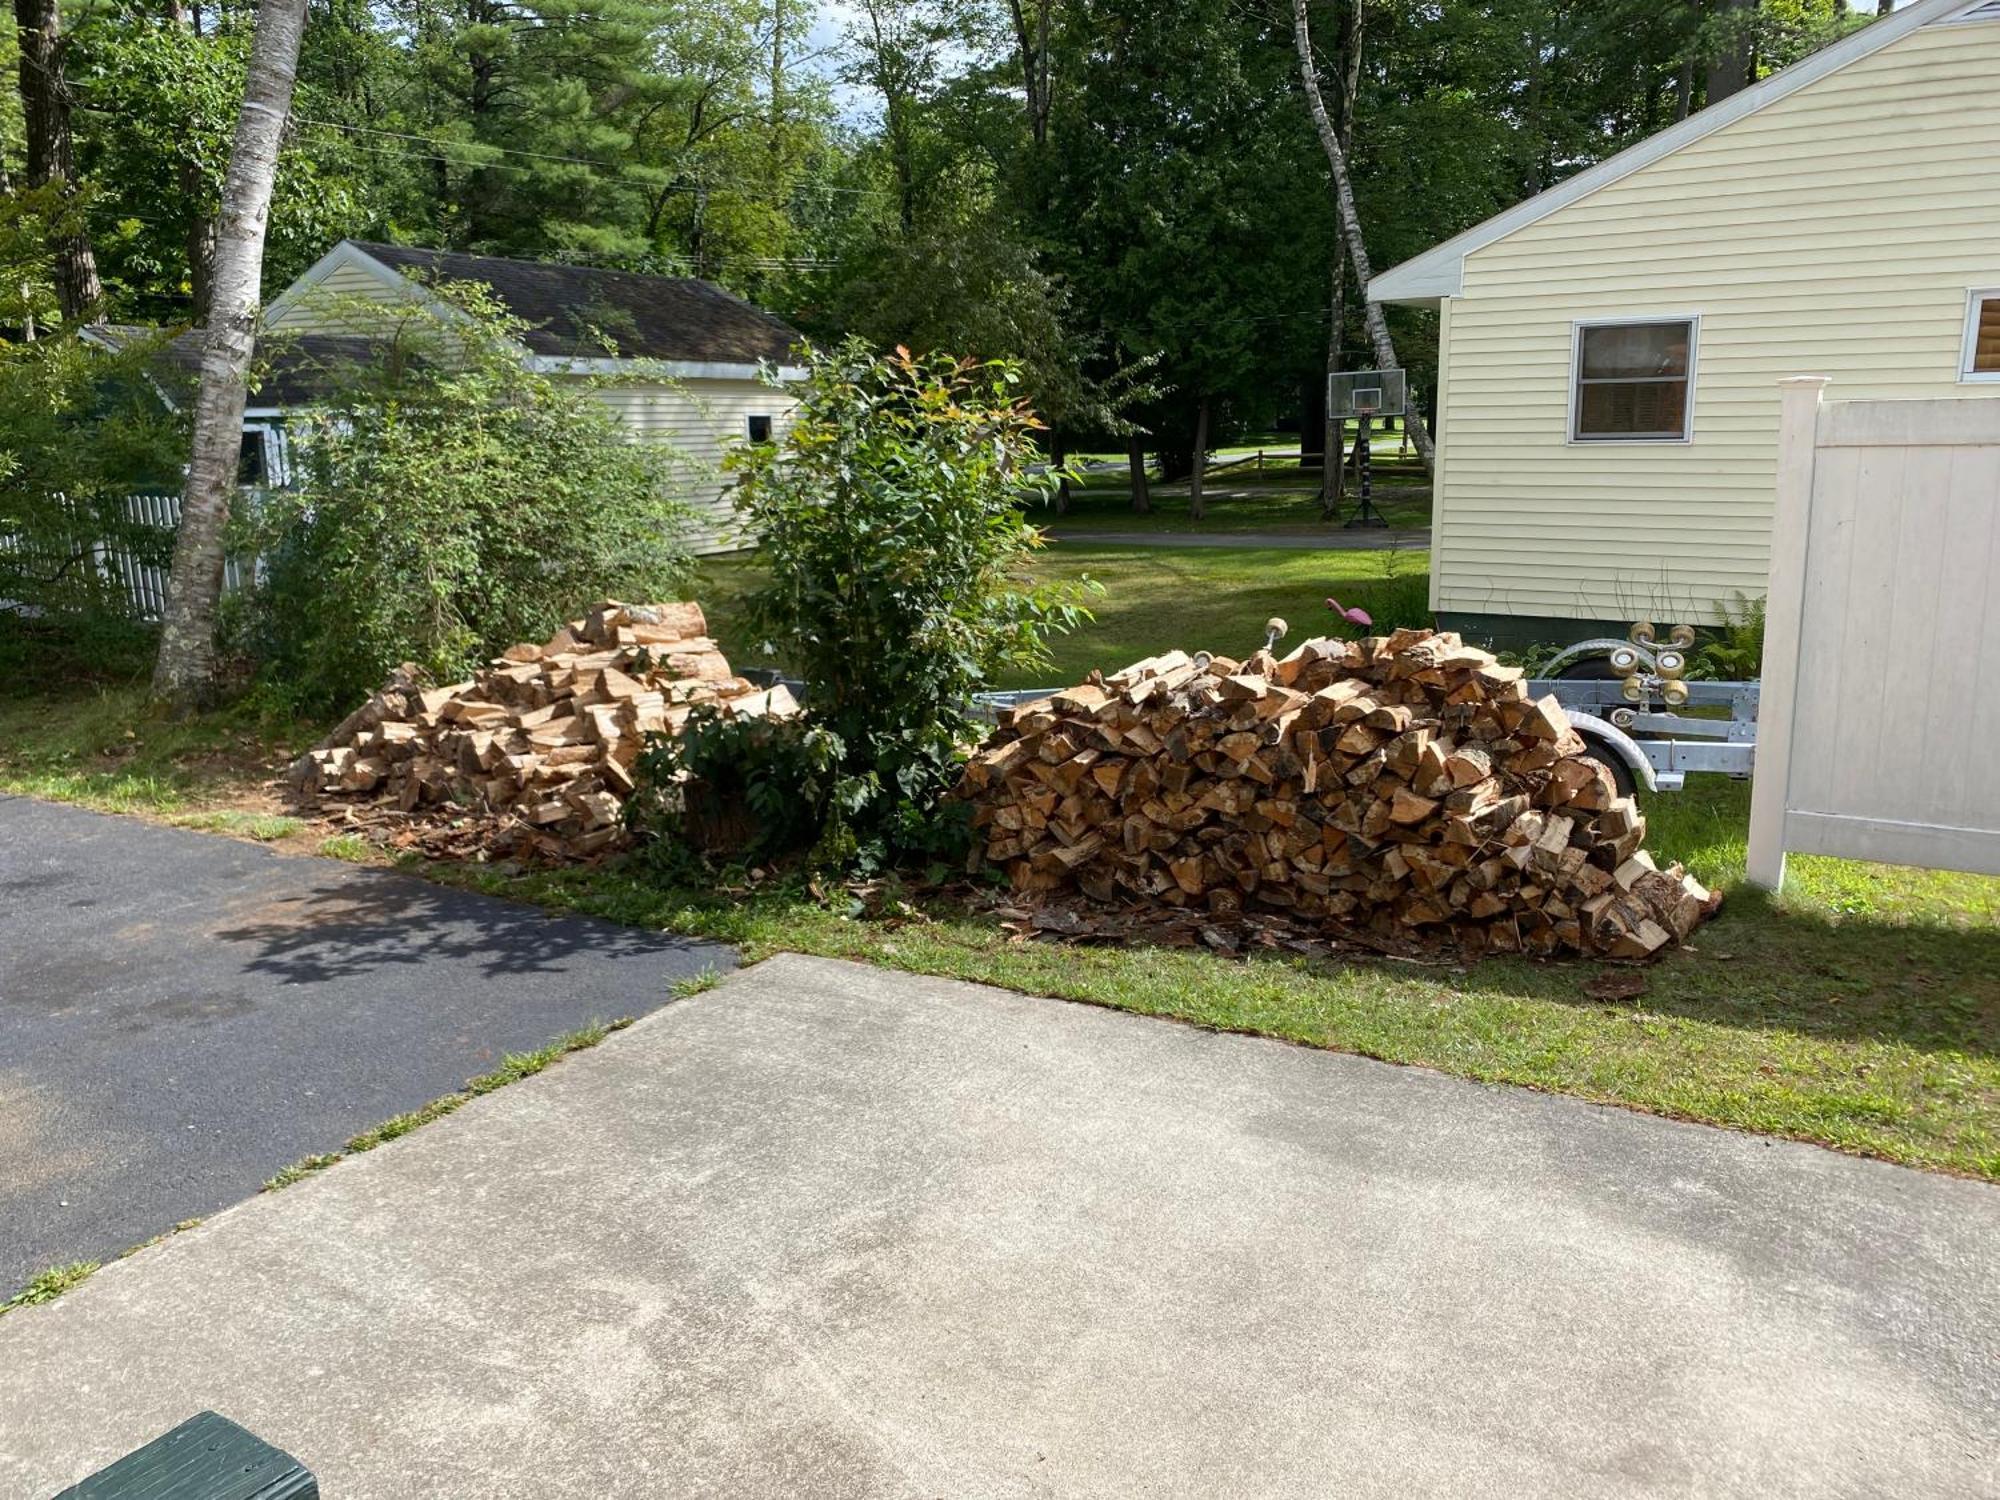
[1565,711,1657,794]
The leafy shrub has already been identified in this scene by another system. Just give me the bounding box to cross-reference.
[0,327,186,687]
[627,707,849,862]
[239,282,698,713]
[723,340,1091,867]
[1497,640,1569,677]
[1693,592,1765,680]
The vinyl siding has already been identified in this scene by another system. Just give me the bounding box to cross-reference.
[269,264,791,556]
[1435,17,2000,626]
[264,263,413,332]
[592,379,793,554]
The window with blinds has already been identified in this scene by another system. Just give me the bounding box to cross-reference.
[1964,292,2000,381]
[1570,319,1696,442]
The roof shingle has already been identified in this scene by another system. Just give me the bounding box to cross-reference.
[349,242,802,365]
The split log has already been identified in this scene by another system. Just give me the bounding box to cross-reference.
[954,628,1713,960]
[291,599,796,861]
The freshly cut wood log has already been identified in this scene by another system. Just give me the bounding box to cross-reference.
[292,599,795,862]
[953,627,1714,960]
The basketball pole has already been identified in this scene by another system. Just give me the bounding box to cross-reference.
[1345,412,1386,528]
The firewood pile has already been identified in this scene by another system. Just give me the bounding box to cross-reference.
[291,600,797,861]
[955,627,1714,960]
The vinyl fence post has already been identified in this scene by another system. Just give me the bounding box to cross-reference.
[1746,375,1830,891]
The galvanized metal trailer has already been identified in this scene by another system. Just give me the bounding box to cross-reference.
[1528,633,1758,795]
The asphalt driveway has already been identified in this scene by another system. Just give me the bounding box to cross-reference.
[0,796,728,1289]
[2,954,1994,1497]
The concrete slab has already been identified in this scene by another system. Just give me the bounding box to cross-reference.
[0,796,728,1286]
[0,953,1995,1497]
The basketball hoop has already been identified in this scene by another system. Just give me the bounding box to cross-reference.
[1325,368,1406,529]
[1327,369,1405,420]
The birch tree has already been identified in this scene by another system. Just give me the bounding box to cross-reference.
[1291,0,1434,478]
[1316,0,1361,516]
[151,0,309,708]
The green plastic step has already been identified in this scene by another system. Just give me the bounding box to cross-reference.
[52,1410,316,1500]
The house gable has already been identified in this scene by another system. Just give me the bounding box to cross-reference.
[1371,0,1988,304]
[1418,10,2000,634]
[266,241,805,380]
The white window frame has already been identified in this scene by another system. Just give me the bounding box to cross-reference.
[1959,288,2000,384]
[745,413,774,442]
[1567,314,1700,445]
[239,414,294,488]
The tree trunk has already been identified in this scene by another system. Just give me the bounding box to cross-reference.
[1320,256,1348,518]
[1006,0,1051,147]
[768,0,787,192]
[1291,0,1435,478]
[185,170,217,325]
[1704,0,1757,107]
[1127,433,1151,514]
[14,0,102,322]
[1188,399,1209,521]
[152,0,309,709]
[1318,0,1362,517]
[170,0,217,323]
[1049,428,1070,514]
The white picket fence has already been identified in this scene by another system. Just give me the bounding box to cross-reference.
[1748,377,2000,886]
[0,491,254,621]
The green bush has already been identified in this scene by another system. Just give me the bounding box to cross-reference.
[1694,592,1765,680]
[723,340,1091,867]
[239,282,698,713]
[0,329,185,687]
[627,707,848,863]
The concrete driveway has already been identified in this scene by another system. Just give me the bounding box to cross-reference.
[0,796,727,1288]
[1,954,1994,1497]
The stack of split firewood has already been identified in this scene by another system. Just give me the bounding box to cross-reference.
[292,600,796,860]
[955,627,1713,959]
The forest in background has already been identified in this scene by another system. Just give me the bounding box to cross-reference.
[2,0,1876,467]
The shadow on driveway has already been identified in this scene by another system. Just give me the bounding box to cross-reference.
[0,795,730,1290]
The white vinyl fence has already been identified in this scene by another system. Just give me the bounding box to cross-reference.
[1747,377,2000,887]
[0,491,253,621]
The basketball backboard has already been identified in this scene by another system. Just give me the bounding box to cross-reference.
[1327,368,1406,419]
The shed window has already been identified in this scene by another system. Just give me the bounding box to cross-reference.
[1571,319,1695,441]
[237,429,269,486]
[746,414,773,442]
[1962,292,2000,381]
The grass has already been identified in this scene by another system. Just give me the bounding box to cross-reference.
[670,965,726,999]
[418,791,2000,1181]
[697,541,1436,691]
[318,832,379,862]
[4,596,1998,1182]
[0,685,316,819]
[166,809,303,841]
[1,1261,99,1314]
[1051,446,1432,535]
[261,1020,633,1192]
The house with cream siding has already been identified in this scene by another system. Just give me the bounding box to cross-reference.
[1370,0,2000,647]
[263,240,806,553]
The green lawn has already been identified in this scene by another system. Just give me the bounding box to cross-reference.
[6,675,1998,1181]
[696,541,1435,690]
[437,777,2000,1181]
[1050,451,1432,535]
[1056,434,1432,536]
